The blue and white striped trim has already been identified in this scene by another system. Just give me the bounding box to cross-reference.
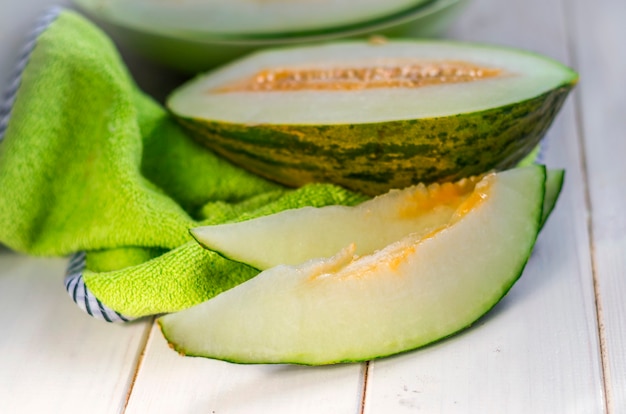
[0,6,62,141]
[64,252,136,323]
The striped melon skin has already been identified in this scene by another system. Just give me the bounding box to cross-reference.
[177,88,569,195]
[169,41,577,195]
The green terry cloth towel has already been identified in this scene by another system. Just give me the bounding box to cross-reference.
[0,8,366,322]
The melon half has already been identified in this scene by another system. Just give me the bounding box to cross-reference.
[169,40,577,195]
[159,166,547,365]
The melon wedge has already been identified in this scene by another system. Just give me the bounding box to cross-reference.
[192,175,483,270]
[191,168,562,270]
[159,166,546,365]
[169,41,577,195]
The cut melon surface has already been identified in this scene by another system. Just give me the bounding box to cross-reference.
[159,166,546,365]
[169,41,576,124]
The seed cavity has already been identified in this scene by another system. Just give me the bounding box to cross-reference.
[397,175,483,219]
[215,61,503,93]
[453,172,495,221]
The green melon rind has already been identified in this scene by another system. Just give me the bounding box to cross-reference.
[177,85,573,196]
[159,166,546,365]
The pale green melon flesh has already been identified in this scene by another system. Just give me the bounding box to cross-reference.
[168,41,578,125]
[159,166,546,365]
[75,0,432,37]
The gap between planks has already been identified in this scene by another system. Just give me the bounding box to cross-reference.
[122,317,157,414]
[561,0,612,412]
[359,361,370,414]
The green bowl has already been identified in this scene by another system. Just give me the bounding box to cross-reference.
[73,0,439,40]
[73,0,468,73]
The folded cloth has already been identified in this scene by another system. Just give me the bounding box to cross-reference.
[0,8,365,322]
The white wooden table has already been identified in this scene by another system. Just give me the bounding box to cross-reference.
[1,0,624,412]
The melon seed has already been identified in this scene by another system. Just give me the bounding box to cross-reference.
[216,61,503,93]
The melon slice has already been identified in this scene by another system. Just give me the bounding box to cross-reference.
[159,166,546,365]
[192,174,483,270]
[168,41,577,195]
[191,168,562,270]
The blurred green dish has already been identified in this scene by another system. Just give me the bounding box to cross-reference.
[73,0,468,72]
[74,0,439,39]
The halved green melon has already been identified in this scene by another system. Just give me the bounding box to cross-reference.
[159,166,546,365]
[191,168,563,270]
[74,0,434,38]
[169,41,577,195]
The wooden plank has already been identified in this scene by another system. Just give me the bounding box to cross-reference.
[362,0,606,412]
[124,324,366,414]
[0,252,151,414]
[567,0,626,411]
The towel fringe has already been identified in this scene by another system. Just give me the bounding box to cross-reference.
[0,7,63,141]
